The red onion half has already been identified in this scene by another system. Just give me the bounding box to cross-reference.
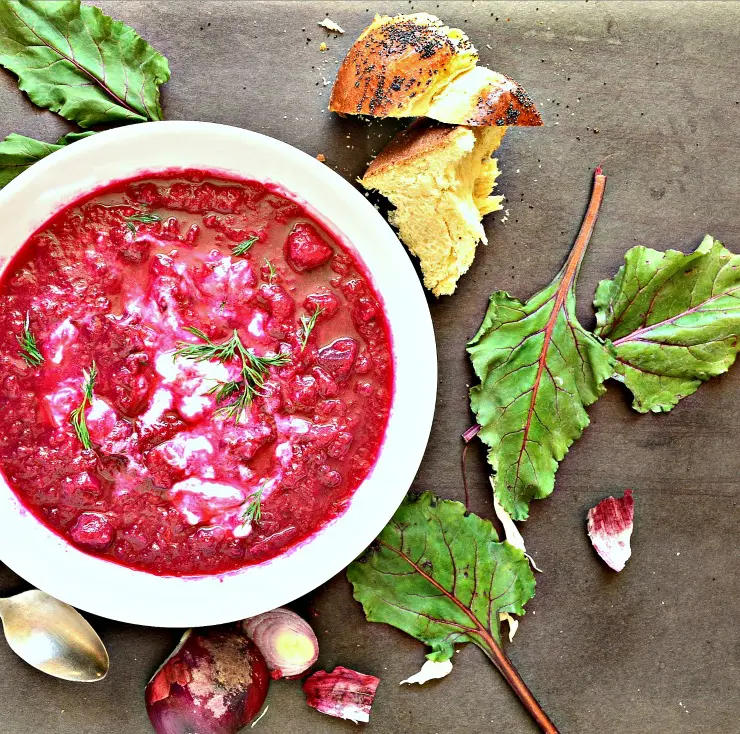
[145,627,270,734]
[242,607,319,679]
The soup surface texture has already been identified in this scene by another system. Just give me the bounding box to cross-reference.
[0,171,393,576]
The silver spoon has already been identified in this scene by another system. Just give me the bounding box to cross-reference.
[0,590,109,682]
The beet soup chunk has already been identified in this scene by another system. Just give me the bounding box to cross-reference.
[304,288,340,317]
[107,352,153,416]
[144,442,190,490]
[259,283,295,320]
[285,223,333,271]
[70,512,115,550]
[318,338,358,382]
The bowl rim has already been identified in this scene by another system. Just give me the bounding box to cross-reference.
[0,121,437,627]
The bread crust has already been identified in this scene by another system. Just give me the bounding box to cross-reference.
[329,14,477,117]
[469,74,542,126]
[427,67,542,127]
[363,119,467,179]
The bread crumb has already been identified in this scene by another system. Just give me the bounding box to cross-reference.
[318,18,344,34]
[319,41,327,52]
[316,153,326,162]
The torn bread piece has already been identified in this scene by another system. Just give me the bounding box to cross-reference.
[329,13,478,118]
[330,14,541,128]
[334,12,542,295]
[362,120,506,296]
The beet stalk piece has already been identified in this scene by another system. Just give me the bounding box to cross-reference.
[303,666,380,723]
[587,490,634,572]
[145,627,270,734]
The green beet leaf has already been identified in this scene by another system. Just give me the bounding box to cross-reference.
[468,171,615,520]
[347,492,535,663]
[0,131,94,188]
[594,235,740,413]
[0,0,170,127]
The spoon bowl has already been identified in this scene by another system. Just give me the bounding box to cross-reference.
[0,590,109,682]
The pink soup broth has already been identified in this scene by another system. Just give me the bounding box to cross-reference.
[0,171,393,576]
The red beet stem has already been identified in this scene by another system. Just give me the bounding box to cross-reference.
[460,424,481,509]
[461,441,471,510]
[462,424,481,443]
[481,642,560,734]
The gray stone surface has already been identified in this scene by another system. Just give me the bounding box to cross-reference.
[0,2,738,732]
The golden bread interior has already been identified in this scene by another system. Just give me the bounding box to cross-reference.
[362,124,507,296]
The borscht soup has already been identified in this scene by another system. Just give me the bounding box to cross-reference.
[0,171,393,576]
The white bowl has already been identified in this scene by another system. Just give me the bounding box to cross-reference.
[0,121,436,627]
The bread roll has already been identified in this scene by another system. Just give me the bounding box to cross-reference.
[426,65,541,127]
[332,13,543,296]
[330,14,541,128]
[329,13,478,118]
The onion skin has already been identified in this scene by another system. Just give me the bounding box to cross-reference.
[242,607,319,679]
[587,489,634,572]
[145,627,270,734]
[303,666,380,723]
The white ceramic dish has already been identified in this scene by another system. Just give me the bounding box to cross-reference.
[0,121,436,627]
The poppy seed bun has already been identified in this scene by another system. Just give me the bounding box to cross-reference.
[329,13,478,118]
[334,13,542,296]
[330,14,541,128]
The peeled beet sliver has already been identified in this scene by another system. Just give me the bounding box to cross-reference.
[587,490,634,572]
[303,666,379,723]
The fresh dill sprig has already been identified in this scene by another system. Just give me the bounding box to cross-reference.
[174,327,239,362]
[16,312,44,367]
[299,305,324,351]
[239,484,265,528]
[124,212,161,233]
[232,235,258,256]
[69,362,97,450]
[214,384,254,422]
[175,328,289,422]
[206,379,241,403]
[264,258,277,284]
